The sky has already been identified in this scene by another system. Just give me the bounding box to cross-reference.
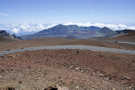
[0,0,135,25]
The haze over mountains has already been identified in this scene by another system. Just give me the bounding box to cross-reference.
[21,24,117,39]
[0,24,47,36]
[0,23,135,40]
[0,23,135,36]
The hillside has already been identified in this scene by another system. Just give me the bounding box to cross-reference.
[0,30,19,41]
[0,49,135,90]
[113,29,135,41]
[21,24,117,40]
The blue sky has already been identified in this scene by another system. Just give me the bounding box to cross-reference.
[0,0,135,25]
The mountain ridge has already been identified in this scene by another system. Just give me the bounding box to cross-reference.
[21,24,118,40]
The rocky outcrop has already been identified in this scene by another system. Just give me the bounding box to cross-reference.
[0,30,16,41]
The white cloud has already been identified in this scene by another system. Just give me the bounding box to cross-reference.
[45,24,57,29]
[12,28,19,33]
[64,22,135,30]
[0,23,135,36]
[0,12,8,16]
[0,24,48,36]
[128,26,135,30]
[64,22,91,27]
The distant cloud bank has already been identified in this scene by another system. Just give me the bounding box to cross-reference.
[0,23,135,36]
[0,24,47,36]
[64,22,135,30]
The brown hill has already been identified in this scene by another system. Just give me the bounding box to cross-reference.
[0,30,17,41]
[114,30,135,41]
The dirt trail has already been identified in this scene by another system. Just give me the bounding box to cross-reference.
[1,45,135,56]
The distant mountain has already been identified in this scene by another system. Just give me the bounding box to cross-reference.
[0,30,18,41]
[39,24,101,32]
[21,24,118,40]
[116,29,135,34]
[99,27,118,37]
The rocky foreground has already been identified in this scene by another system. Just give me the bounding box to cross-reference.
[0,49,135,90]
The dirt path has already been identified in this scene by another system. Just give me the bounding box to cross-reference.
[1,45,135,56]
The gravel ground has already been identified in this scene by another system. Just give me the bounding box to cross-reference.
[0,49,135,90]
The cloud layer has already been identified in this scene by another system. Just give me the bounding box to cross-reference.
[64,22,135,30]
[0,23,135,36]
[0,24,47,36]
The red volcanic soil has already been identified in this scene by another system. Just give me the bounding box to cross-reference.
[0,38,135,51]
[0,49,135,90]
[113,30,135,42]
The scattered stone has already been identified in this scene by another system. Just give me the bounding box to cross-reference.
[18,81,23,84]
[104,75,112,80]
[76,50,79,54]
[0,75,3,78]
[98,73,104,77]
[112,88,116,90]
[44,86,58,90]
[75,67,80,71]
[69,65,74,69]
[75,86,79,89]
[7,87,16,90]
[58,86,69,90]
[80,69,84,73]
[7,54,16,58]
[0,69,5,73]
[121,76,131,81]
